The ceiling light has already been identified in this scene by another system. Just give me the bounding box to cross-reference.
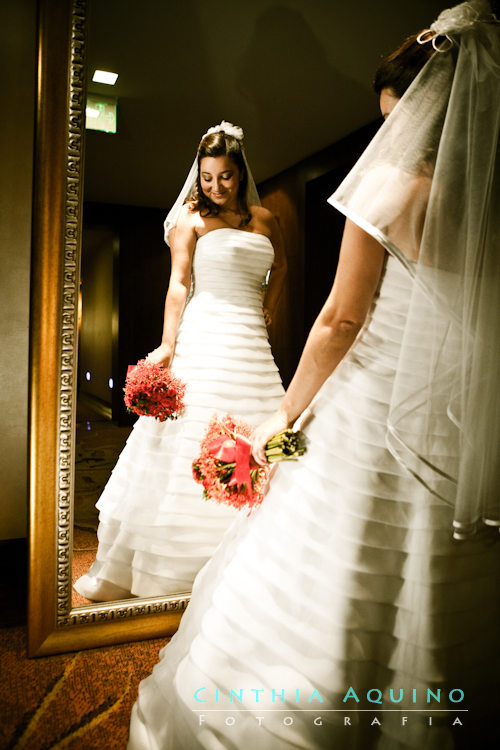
[92,69,118,85]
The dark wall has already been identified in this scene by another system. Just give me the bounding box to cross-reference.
[79,227,115,407]
[82,203,170,424]
[259,119,380,385]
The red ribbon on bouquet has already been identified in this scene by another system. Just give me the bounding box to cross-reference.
[208,433,254,490]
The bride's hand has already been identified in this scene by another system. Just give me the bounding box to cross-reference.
[146,343,173,367]
[252,409,290,466]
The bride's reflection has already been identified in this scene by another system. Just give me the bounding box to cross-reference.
[72,122,286,603]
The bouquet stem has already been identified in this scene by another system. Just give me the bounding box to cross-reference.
[265,430,306,463]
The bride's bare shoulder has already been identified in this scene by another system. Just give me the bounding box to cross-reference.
[177,202,203,229]
[179,201,198,219]
[250,205,278,235]
[250,204,272,220]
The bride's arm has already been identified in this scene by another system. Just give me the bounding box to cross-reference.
[261,211,287,326]
[147,207,197,367]
[253,219,386,464]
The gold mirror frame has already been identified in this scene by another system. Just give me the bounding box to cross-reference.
[28,0,189,657]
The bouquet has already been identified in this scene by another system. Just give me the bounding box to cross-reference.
[123,359,186,421]
[192,414,305,511]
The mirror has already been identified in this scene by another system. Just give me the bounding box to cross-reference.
[29,0,443,656]
[28,0,188,656]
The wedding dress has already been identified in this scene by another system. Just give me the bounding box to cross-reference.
[129,7,500,743]
[128,254,500,749]
[74,227,284,600]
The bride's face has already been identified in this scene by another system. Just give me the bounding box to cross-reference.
[200,155,241,209]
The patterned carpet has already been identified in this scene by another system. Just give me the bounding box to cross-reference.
[0,536,168,750]
[72,415,132,607]
[74,417,132,532]
[0,625,166,749]
[0,411,161,749]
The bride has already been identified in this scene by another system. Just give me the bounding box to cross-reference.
[128,2,500,748]
[74,122,286,601]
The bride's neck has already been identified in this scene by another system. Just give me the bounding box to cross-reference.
[219,204,240,215]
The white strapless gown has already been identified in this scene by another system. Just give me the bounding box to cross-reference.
[74,228,284,600]
[128,256,500,749]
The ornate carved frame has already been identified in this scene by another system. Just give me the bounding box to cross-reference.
[28,0,189,656]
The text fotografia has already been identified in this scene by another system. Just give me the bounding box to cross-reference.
[193,687,465,707]
[197,715,466,729]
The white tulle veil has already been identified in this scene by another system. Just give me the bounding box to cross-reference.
[163,121,261,245]
[329,0,500,539]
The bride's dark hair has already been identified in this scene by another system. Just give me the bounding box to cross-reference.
[189,131,251,226]
[373,33,436,98]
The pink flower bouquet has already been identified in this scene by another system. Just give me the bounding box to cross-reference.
[192,414,305,511]
[123,359,186,421]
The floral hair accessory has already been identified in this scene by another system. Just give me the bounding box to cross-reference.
[203,120,244,142]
